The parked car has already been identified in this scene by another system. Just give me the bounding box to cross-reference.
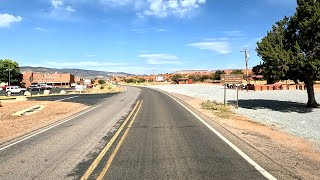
[28,85,41,91]
[39,84,53,90]
[1,85,7,91]
[6,86,27,94]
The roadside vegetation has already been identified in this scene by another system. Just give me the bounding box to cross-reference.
[84,83,123,94]
[201,100,233,118]
[254,0,320,107]
[0,59,21,86]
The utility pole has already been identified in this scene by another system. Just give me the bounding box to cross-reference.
[6,68,12,86]
[240,49,249,91]
[152,70,156,82]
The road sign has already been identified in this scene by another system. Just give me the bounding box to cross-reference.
[220,74,243,84]
[220,74,243,109]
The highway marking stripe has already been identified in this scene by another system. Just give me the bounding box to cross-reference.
[55,95,79,102]
[162,91,277,180]
[0,99,105,151]
[97,100,143,180]
[80,100,141,180]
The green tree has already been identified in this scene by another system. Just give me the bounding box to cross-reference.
[200,75,210,81]
[136,78,146,83]
[0,59,21,85]
[125,79,135,83]
[171,74,183,83]
[230,69,244,75]
[98,80,106,84]
[188,74,201,82]
[212,70,225,80]
[256,0,320,107]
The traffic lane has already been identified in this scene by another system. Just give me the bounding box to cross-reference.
[0,87,140,180]
[29,93,119,106]
[103,87,266,180]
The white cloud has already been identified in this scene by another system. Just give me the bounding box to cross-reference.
[34,27,48,31]
[143,0,206,18]
[48,0,76,19]
[65,6,76,13]
[187,41,231,54]
[51,0,63,8]
[205,38,229,41]
[84,54,97,57]
[224,30,243,36]
[0,13,22,27]
[138,53,181,64]
[154,28,167,32]
[131,27,168,33]
[97,0,206,18]
[47,0,206,19]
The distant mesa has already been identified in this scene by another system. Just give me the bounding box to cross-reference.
[21,66,132,79]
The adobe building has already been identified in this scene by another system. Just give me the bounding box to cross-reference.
[22,72,75,88]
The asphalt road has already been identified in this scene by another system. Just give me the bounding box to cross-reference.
[29,93,119,106]
[89,87,268,180]
[0,87,272,179]
[0,86,140,180]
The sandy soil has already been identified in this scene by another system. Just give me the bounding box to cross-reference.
[171,93,320,180]
[0,100,88,144]
[315,84,320,92]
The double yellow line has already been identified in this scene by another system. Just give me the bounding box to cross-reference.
[81,100,143,180]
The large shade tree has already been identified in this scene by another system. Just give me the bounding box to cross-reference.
[255,0,320,107]
[0,59,21,85]
[212,70,225,80]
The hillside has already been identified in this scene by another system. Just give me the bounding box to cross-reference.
[21,66,132,78]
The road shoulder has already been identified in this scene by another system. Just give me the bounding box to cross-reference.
[0,100,88,145]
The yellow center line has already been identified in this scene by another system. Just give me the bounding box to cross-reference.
[96,100,143,180]
[80,100,141,180]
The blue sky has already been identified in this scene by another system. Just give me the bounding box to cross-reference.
[0,0,297,74]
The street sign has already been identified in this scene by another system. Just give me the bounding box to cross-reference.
[220,74,243,109]
[220,74,243,84]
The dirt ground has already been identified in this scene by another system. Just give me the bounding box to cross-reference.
[315,84,320,92]
[0,100,88,144]
[172,93,320,180]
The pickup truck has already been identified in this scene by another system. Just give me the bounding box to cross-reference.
[6,86,27,94]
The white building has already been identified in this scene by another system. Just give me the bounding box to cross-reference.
[155,76,164,82]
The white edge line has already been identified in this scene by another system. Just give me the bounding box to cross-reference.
[0,101,103,151]
[55,95,79,102]
[161,91,277,180]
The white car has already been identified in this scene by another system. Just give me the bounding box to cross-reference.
[6,86,27,94]
[39,84,53,90]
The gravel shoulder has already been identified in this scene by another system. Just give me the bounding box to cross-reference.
[0,100,88,144]
[170,92,320,179]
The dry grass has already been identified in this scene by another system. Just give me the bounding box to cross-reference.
[84,84,124,94]
[201,100,233,118]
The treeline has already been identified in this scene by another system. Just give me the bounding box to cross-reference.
[173,70,244,83]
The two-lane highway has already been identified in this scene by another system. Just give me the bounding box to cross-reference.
[0,87,275,179]
[81,87,274,180]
